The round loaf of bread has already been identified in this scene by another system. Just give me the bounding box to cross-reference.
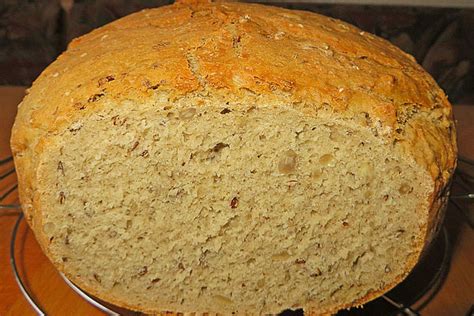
[11,1,456,314]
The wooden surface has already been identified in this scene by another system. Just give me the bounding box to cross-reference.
[0,86,473,315]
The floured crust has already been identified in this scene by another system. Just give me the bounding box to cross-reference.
[10,0,456,314]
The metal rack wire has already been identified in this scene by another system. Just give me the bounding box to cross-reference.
[1,155,472,316]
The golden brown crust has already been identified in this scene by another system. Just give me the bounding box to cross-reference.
[10,1,457,314]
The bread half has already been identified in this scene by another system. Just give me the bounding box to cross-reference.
[11,1,456,314]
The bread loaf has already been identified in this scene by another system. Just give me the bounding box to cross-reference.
[11,1,457,314]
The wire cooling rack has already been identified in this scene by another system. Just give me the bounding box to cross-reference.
[1,155,473,316]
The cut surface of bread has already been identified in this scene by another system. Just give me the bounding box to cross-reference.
[10,1,456,314]
[29,100,433,314]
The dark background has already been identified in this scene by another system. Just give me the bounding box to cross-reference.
[0,0,473,103]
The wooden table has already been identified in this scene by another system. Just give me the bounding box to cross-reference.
[0,86,472,315]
